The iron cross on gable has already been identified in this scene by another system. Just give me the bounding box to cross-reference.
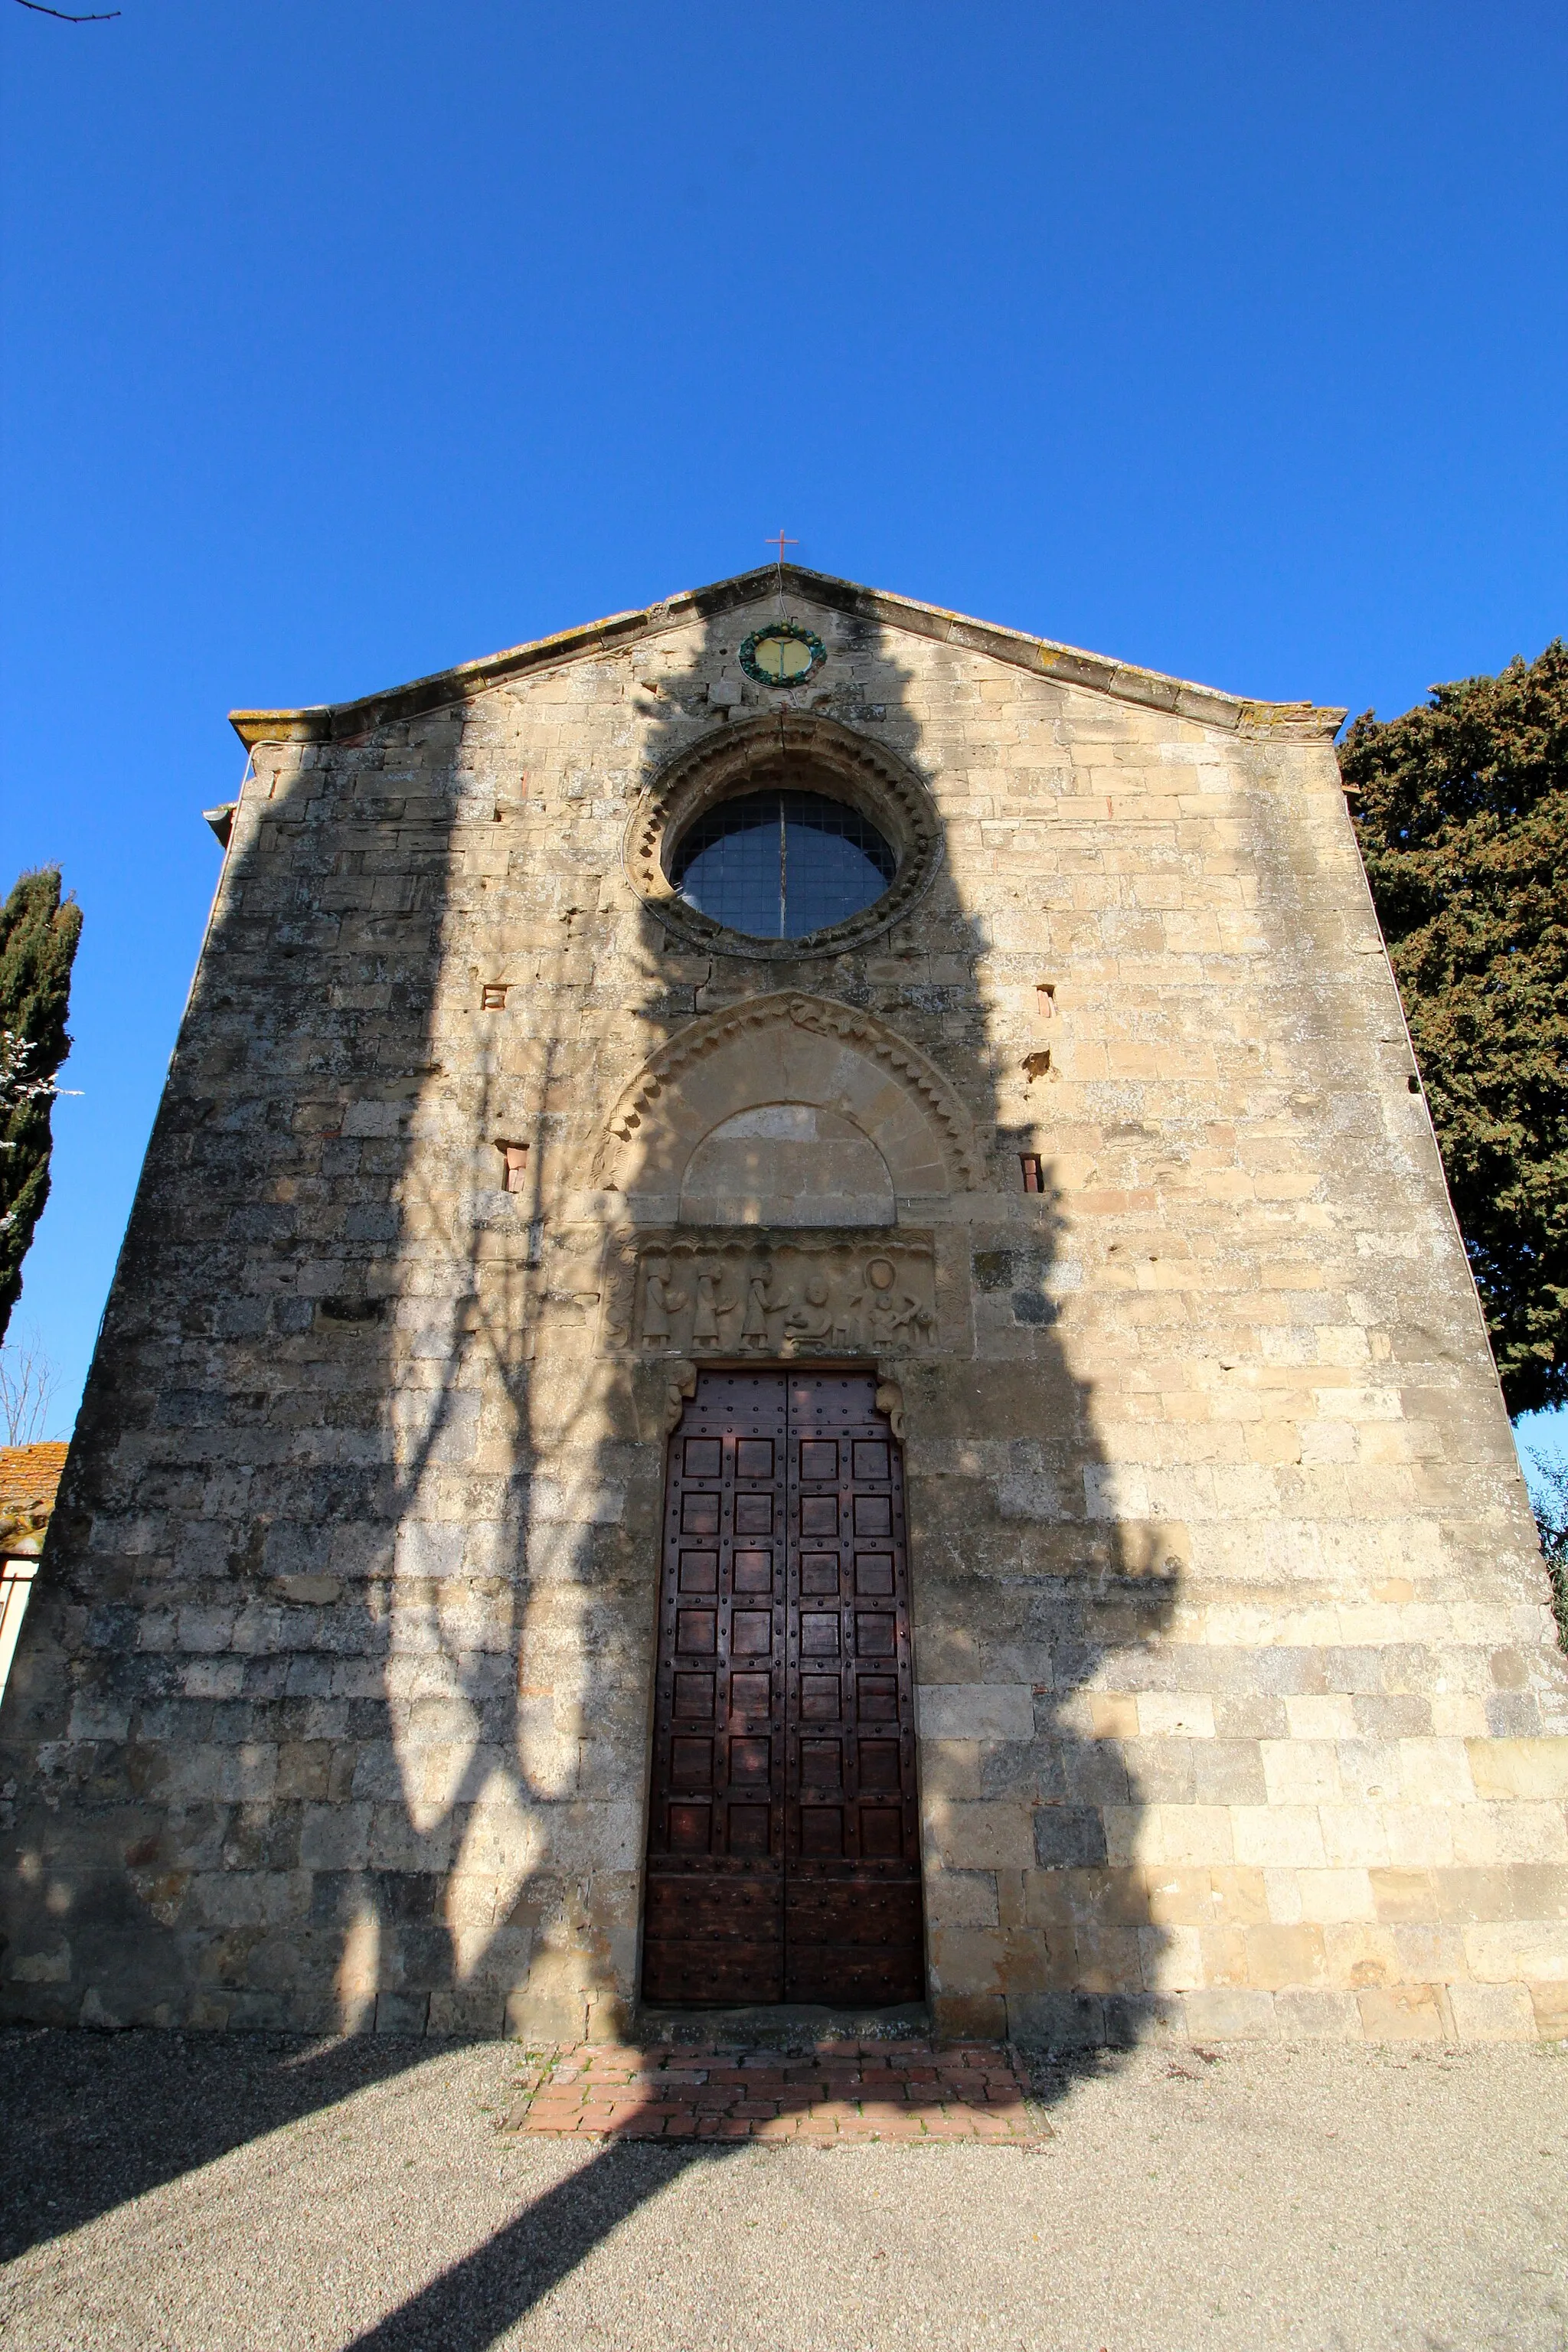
[766,530,798,565]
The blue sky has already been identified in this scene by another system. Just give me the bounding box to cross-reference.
[2,0,1564,1479]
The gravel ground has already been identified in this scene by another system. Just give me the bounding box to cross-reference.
[2,2027,1565,2350]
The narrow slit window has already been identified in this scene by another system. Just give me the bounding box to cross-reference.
[1020,1154,1045,1194]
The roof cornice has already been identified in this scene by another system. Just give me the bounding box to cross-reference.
[229,565,1347,748]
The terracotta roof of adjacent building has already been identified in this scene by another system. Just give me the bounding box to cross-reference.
[0,1442,68,1557]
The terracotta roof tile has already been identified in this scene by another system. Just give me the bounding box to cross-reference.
[0,1441,68,1516]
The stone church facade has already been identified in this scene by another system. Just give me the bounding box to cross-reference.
[3,565,1564,2045]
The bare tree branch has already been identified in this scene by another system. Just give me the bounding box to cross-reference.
[0,1326,60,1447]
[11,1,122,19]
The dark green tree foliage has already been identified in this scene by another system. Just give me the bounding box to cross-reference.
[1340,642,1568,1416]
[0,868,83,1347]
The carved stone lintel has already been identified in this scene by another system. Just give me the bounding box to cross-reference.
[602,1229,939,1360]
[874,1380,905,1442]
[663,1361,697,1435]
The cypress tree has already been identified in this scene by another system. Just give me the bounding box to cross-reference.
[0,867,83,1348]
[1340,642,1568,1417]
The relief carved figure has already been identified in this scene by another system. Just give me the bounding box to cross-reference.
[642,1263,688,1348]
[856,1254,936,1344]
[740,1266,777,1351]
[691,1264,735,1348]
[783,1272,836,1346]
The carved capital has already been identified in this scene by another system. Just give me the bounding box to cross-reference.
[874,1380,906,1442]
[663,1361,697,1434]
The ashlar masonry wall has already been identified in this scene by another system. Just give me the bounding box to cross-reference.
[2,565,1564,2046]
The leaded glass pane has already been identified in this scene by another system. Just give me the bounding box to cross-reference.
[672,791,897,940]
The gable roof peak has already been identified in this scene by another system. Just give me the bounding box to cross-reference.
[230,562,1345,747]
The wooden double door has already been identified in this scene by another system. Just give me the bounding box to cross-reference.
[642,1369,925,2007]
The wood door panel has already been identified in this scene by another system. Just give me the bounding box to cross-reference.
[786,1876,925,2003]
[642,1367,924,2009]
[786,1940,925,2007]
[644,1868,783,1942]
[642,1867,784,2003]
[785,1877,924,1943]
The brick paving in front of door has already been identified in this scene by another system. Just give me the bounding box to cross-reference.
[498,2040,1048,2146]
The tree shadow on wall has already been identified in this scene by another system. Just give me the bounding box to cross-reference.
[1,568,1180,2335]
[0,685,622,2220]
[329,577,1184,2347]
[590,586,1185,2052]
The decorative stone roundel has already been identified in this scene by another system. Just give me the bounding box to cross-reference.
[624,711,943,962]
[738,622,826,688]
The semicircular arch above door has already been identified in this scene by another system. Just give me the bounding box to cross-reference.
[588,992,981,1221]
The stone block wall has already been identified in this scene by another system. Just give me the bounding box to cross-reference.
[2,564,1563,2044]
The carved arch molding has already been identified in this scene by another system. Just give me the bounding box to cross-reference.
[590,991,982,1207]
